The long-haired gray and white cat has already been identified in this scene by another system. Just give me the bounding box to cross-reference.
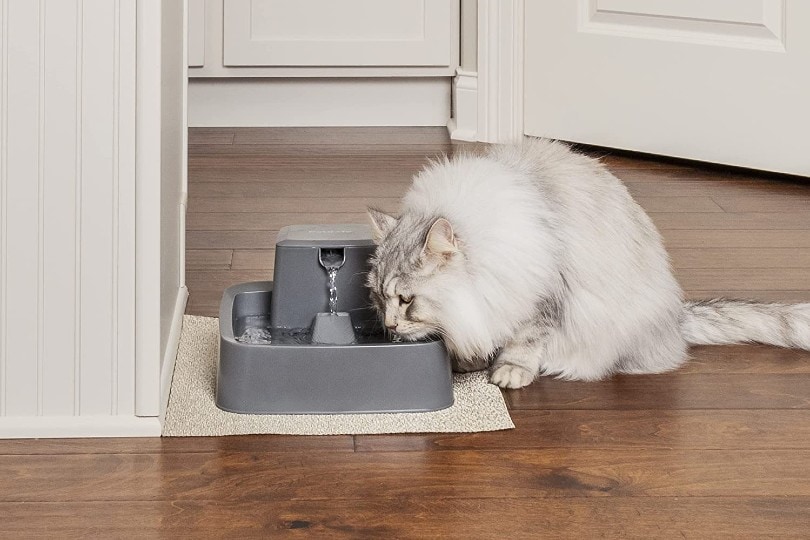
[366,139,810,389]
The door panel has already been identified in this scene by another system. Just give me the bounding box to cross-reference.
[224,0,456,67]
[524,1,810,176]
[582,0,784,50]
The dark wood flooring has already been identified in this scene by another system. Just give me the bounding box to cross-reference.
[2,128,809,538]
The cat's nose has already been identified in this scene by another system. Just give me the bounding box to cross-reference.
[385,323,397,331]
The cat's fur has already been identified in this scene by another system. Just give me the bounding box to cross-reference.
[366,139,810,388]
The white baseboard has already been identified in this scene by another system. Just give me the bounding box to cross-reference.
[159,286,189,425]
[0,415,161,439]
[188,78,451,127]
[448,70,479,141]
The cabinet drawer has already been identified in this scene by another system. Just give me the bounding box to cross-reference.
[223,0,456,67]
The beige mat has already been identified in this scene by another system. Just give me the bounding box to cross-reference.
[163,315,514,436]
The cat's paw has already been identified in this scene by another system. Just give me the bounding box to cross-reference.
[490,363,535,389]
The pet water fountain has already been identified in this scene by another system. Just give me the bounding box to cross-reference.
[217,224,454,414]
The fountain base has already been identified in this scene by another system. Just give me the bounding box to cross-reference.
[217,281,454,414]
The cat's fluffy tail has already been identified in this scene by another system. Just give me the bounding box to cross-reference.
[681,299,810,349]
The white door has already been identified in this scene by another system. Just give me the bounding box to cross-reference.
[223,0,456,67]
[523,1,810,176]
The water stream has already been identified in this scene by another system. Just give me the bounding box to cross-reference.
[319,250,344,315]
[326,267,339,314]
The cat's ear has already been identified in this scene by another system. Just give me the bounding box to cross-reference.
[367,208,397,242]
[422,217,458,260]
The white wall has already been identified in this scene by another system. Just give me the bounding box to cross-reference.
[0,0,185,438]
[134,1,187,423]
[161,0,187,368]
[0,0,154,436]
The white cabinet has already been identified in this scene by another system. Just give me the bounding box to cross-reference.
[223,0,455,67]
[189,0,459,76]
[188,0,457,126]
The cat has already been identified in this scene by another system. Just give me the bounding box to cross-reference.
[365,138,810,389]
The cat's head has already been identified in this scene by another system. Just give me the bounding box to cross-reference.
[365,208,467,342]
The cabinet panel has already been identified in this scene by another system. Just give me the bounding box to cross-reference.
[188,0,205,67]
[224,0,455,67]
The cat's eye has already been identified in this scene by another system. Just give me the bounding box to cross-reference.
[399,294,413,305]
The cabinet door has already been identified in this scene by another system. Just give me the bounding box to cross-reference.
[223,0,456,67]
[188,0,205,67]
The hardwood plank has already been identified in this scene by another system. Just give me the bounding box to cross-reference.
[188,153,432,165]
[185,249,233,270]
[675,267,810,290]
[187,159,429,182]
[650,212,810,230]
[685,290,810,303]
[187,270,273,291]
[598,152,729,171]
[186,195,722,218]
[355,409,810,452]
[189,197,401,214]
[660,230,810,248]
[504,373,810,410]
[231,126,450,145]
[186,290,225,317]
[634,196,723,213]
[231,250,275,271]
[2,498,808,539]
[681,344,810,374]
[188,128,235,145]
[670,248,810,269]
[189,143,454,157]
[187,231,282,250]
[626,180,809,198]
[614,168,776,182]
[187,171,413,186]
[713,193,810,213]
[0,435,354,456]
[188,181,410,199]
[4,449,810,501]
[186,212,366,231]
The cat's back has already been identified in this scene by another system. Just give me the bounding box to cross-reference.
[487,138,611,184]
[403,138,626,229]
[404,146,541,218]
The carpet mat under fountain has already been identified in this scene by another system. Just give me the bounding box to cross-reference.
[163,315,515,436]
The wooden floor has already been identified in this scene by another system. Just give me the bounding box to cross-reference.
[3,128,810,538]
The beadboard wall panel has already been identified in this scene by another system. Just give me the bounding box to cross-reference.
[42,0,79,415]
[3,0,40,417]
[0,0,138,425]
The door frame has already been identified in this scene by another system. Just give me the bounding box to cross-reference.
[451,0,524,143]
[135,0,189,420]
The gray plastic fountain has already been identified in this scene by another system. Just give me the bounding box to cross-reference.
[216,224,454,414]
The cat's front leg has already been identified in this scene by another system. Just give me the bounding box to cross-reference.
[489,326,548,389]
[452,355,491,373]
